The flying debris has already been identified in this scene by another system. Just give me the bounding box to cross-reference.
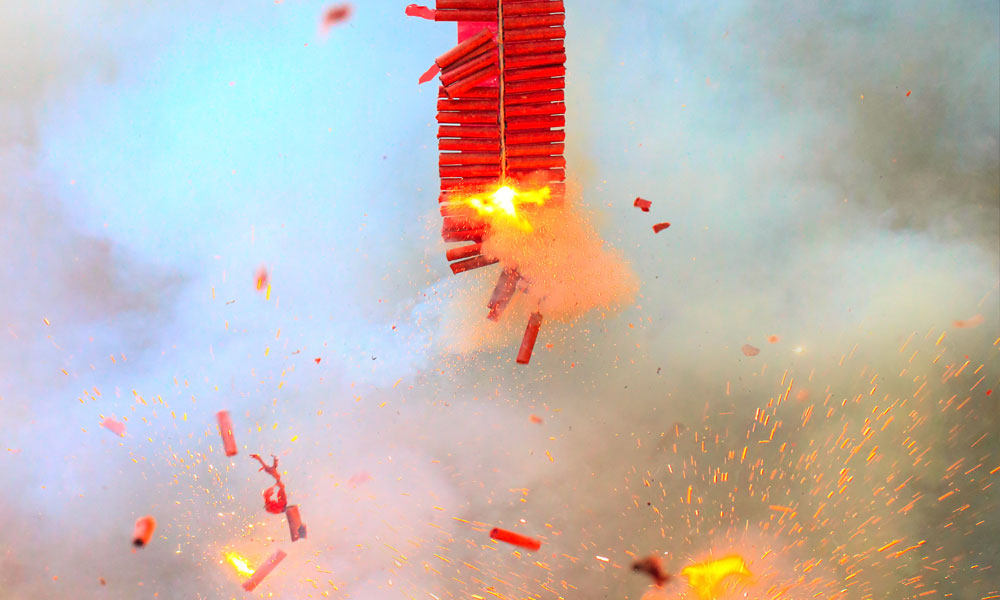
[100,417,126,437]
[254,266,268,292]
[132,515,156,548]
[632,554,672,587]
[652,222,671,233]
[634,197,652,211]
[321,3,353,32]
[489,527,541,551]
[216,410,238,457]
[241,549,287,592]
[418,0,568,365]
[741,344,760,357]
[285,505,307,542]
[954,314,985,328]
[251,454,288,514]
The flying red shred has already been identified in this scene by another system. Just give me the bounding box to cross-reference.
[767,334,780,343]
[652,222,671,233]
[954,314,984,328]
[490,527,541,551]
[321,4,353,31]
[742,344,760,357]
[132,516,156,547]
[634,197,652,212]
[251,454,288,514]
[254,267,269,291]
[217,410,238,456]
[529,414,544,424]
[405,4,435,19]
[348,471,372,487]
[632,554,672,587]
[101,417,126,437]
[419,63,440,84]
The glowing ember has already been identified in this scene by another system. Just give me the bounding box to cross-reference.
[460,184,549,232]
[680,555,751,599]
[225,552,254,577]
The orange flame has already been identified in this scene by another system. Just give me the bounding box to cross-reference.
[680,555,751,599]
[459,184,549,232]
[225,552,255,577]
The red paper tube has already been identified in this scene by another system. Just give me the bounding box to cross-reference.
[440,49,498,86]
[439,85,498,99]
[506,102,566,117]
[442,215,487,232]
[504,39,565,56]
[405,4,436,20]
[438,125,501,139]
[439,138,501,152]
[435,9,497,21]
[450,255,499,274]
[132,516,156,548]
[440,176,498,190]
[506,142,564,156]
[445,64,501,98]
[440,164,501,178]
[634,197,652,211]
[504,26,565,43]
[437,0,496,9]
[505,114,565,130]
[503,14,564,29]
[504,65,566,83]
[285,505,307,542]
[653,222,671,233]
[504,89,564,105]
[504,77,565,94]
[442,228,486,242]
[436,27,494,68]
[437,98,497,111]
[217,410,238,457]
[515,313,543,365]
[506,129,565,144]
[509,168,564,182]
[445,243,482,261]
[487,268,520,321]
[242,549,287,592]
[504,53,566,70]
[445,41,497,72]
[436,111,500,125]
[490,526,542,550]
[439,151,501,165]
[502,0,564,15]
[508,155,565,169]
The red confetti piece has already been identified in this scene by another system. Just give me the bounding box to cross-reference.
[529,414,544,424]
[100,417,126,437]
[419,63,440,84]
[953,314,984,328]
[652,222,671,233]
[490,527,541,551]
[405,3,435,19]
[741,344,760,357]
[906,90,911,96]
[132,516,156,547]
[321,3,352,31]
[314,357,322,364]
[255,267,269,291]
[767,334,780,343]
[634,197,652,212]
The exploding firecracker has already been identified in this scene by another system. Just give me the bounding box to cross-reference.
[132,515,156,548]
[680,555,751,599]
[241,549,287,592]
[410,0,569,365]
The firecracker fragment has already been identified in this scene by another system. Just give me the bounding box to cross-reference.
[632,554,672,587]
[321,3,352,31]
[217,410,238,456]
[251,454,288,514]
[101,417,126,437]
[241,549,287,592]
[405,4,436,19]
[652,222,671,233]
[634,197,652,211]
[490,527,541,551]
[132,516,156,547]
[285,505,307,542]
[741,344,760,357]
[516,312,543,364]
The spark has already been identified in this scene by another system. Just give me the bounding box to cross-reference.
[226,552,255,578]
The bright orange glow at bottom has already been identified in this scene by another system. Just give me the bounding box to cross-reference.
[460,184,550,232]
[681,555,751,599]
[225,552,255,577]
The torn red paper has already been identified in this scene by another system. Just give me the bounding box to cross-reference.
[632,554,672,587]
[767,334,780,343]
[954,314,984,328]
[419,63,440,84]
[132,515,156,547]
[321,3,353,32]
[405,4,435,20]
[634,197,652,212]
[251,454,288,514]
[254,267,269,291]
[652,222,671,233]
[529,414,543,424]
[101,417,126,437]
[490,527,541,551]
[741,344,760,357]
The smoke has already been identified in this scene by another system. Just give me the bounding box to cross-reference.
[1,1,998,600]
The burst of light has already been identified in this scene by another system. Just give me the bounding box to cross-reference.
[460,184,550,232]
[680,555,751,599]
[225,552,255,577]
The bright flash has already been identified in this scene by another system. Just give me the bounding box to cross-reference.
[681,555,751,599]
[226,552,255,578]
[460,184,550,232]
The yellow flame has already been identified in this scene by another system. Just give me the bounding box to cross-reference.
[226,552,255,577]
[680,555,751,599]
[460,184,549,232]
